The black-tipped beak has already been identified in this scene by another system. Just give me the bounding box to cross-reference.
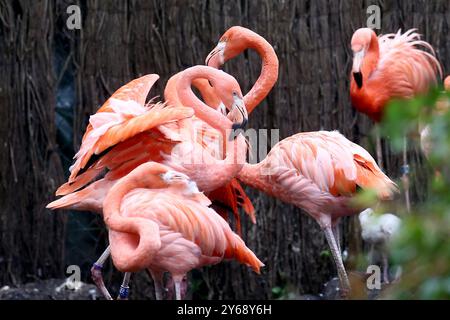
[229,120,247,141]
[227,95,248,140]
[205,49,218,66]
[353,72,363,89]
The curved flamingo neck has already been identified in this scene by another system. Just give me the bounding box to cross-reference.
[103,163,169,271]
[228,31,279,113]
[177,67,233,137]
[193,78,221,107]
[104,164,168,221]
[238,162,273,195]
[165,73,221,108]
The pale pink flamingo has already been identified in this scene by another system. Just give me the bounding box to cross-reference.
[47,66,250,298]
[206,27,398,296]
[102,161,263,300]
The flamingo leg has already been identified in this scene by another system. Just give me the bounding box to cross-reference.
[368,243,375,264]
[117,272,132,300]
[375,126,383,171]
[401,135,411,213]
[90,246,113,300]
[174,281,182,300]
[332,221,341,254]
[172,275,185,300]
[382,251,390,284]
[323,226,350,297]
[148,269,165,300]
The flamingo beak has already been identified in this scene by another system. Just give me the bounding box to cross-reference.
[352,50,365,88]
[228,96,248,140]
[205,41,226,68]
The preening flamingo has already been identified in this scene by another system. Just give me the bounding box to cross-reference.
[359,208,401,284]
[206,27,398,295]
[47,66,251,298]
[350,28,442,211]
[102,162,263,300]
[236,131,398,295]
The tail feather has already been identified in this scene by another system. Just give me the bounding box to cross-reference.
[354,154,399,200]
[207,179,256,235]
[48,179,113,213]
[224,234,264,274]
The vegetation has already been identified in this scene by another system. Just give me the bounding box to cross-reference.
[377,87,450,299]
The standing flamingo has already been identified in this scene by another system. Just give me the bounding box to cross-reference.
[350,28,442,211]
[102,161,263,300]
[236,131,398,295]
[47,66,250,299]
[206,27,398,296]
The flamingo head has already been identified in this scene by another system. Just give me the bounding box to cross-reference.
[205,26,250,68]
[208,70,248,136]
[351,28,375,88]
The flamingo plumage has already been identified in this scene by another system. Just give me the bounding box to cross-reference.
[236,131,397,295]
[349,28,442,212]
[48,67,248,212]
[350,28,442,122]
[103,162,263,300]
[206,27,398,296]
[47,66,252,299]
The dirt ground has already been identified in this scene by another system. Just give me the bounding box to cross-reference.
[0,273,384,300]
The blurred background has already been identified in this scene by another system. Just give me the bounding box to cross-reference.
[0,0,449,299]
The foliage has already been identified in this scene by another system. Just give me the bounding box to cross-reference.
[378,87,450,299]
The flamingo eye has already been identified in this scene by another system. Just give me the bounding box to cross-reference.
[232,91,237,96]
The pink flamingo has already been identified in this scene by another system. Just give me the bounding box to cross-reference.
[206,27,398,296]
[102,161,263,300]
[350,28,442,211]
[47,66,250,298]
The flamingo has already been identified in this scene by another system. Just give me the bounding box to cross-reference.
[164,72,256,230]
[236,131,398,296]
[206,27,398,296]
[349,28,442,211]
[47,66,250,299]
[102,161,263,300]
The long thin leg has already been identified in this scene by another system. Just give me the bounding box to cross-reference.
[323,226,350,297]
[382,251,390,284]
[148,269,165,300]
[332,222,341,254]
[117,272,132,300]
[401,135,411,213]
[375,126,384,171]
[91,246,113,300]
[368,243,375,265]
[172,275,185,300]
